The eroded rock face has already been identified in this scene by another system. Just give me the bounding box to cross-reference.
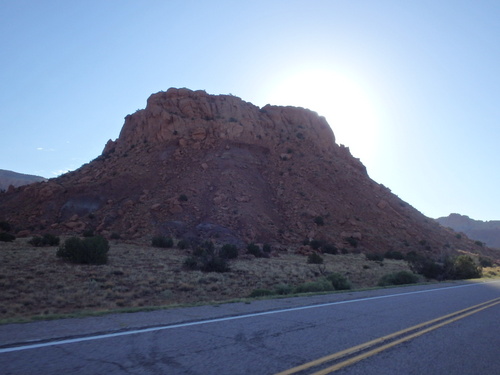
[0,88,497,260]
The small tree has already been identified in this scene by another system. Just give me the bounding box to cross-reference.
[307,253,324,264]
[451,255,482,279]
[57,236,109,265]
[152,235,174,248]
[220,244,238,259]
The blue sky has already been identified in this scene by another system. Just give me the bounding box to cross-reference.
[1,1,499,221]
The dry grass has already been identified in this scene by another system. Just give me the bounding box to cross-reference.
[1,238,414,322]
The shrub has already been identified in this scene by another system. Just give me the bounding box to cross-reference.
[179,194,188,202]
[0,232,15,242]
[479,257,493,267]
[309,239,322,250]
[183,256,199,270]
[314,216,325,226]
[307,253,324,264]
[82,229,94,237]
[384,250,404,260]
[177,239,189,250]
[57,236,109,265]
[29,233,60,247]
[322,243,338,255]
[0,221,11,232]
[200,256,230,273]
[262,243,272,253]
[274,283,293,295]
[110,232,121,240]
[327,273,352,290]
[378,271,419,286]
[451,255,482,279]
[249,289,274,297]
[152,235,174,248]
[366,253,384,262]
[346,237,358,247]
[295,278,333,293]
[220,244,238,259]
[247,243,264,257]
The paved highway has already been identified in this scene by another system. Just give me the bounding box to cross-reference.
[1,281,499,374]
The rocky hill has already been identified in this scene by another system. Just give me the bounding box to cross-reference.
[0,169,46,191]
[437,214,500,249]
[0,88,497,260]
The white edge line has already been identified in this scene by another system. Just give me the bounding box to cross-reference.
[1,280,499,354]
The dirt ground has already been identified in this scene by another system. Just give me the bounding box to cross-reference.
[0,238,429,322]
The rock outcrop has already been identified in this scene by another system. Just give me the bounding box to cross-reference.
[0,88,497,260]
[437,213,500,249]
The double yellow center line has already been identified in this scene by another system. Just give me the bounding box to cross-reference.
[276,297,500,375]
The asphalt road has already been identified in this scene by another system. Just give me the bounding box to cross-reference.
[1,281,499,374]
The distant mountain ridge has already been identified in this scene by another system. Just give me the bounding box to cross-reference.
[0,169,46,191]
[436,213,500,249]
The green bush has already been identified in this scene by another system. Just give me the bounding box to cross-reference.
[307,253,324,264]
[295,278,333,293]
[327,272,352,290]
[183,241,231,273]
[200,256,230,273]
[82,229,95,237]
[378,271,419,286]
[247,243,264,257]
[263,243,272,253]
[0,232,15,242]
[274,283,293,295]
[151,235,174,248]
[29,233,60,247]
[57,236,109,265]
[346,237,358,247]
[0,221,11,232]
[220,244,238,259]
[366,253,384,262]
[183,256,199,270]
[322,243,338,254]
[384,250,404,260]
[314,216,325,226]
[177,239,190,249]
[179,194,188,202]
[309,239,322,250]
[249,289,274,297]
[451,255,482,279]
[479,257,493,267]
[110,232,121,240]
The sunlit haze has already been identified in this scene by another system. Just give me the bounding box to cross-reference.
[1,1,499,221]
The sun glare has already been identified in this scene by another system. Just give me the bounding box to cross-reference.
[264,68,379,163]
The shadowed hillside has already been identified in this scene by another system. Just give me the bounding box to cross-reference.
[0,88,497,261]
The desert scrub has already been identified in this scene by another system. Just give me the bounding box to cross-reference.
[29,233,60,247]
[307,253,323,264]
[219,244,238,259]
[366,253,384,262]
[57,236,109,265]
[247,243,265,258]
[183,241,230,273]
[0,232,16,242]
[295,278,333,293]
[321,243,338,254]
[378,271,419,286]
[326,272,352,290]
[151,235,174,248]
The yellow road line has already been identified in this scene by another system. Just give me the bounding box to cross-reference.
[275,297,500,375]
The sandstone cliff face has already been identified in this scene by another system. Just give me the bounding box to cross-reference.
[0,88,497,260]
[437,213,500,249]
